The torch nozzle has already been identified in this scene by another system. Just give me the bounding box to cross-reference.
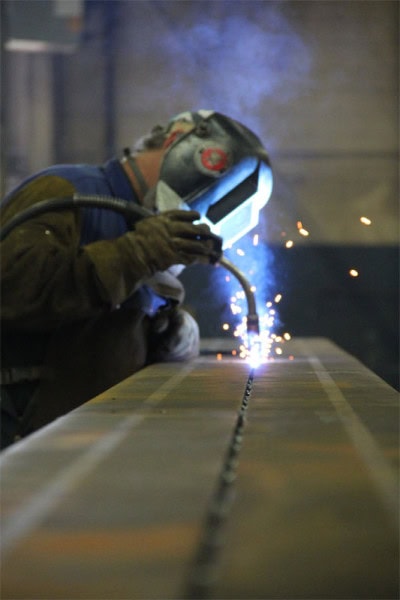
[246,313,260,336]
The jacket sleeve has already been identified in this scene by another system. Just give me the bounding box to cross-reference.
[1,175,155,332]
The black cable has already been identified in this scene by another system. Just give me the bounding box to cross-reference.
[0,194,153,242]
[1,194,260,339]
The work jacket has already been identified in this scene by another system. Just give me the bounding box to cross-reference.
[1,158,185,438]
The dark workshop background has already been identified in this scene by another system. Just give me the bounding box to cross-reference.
[1,0,399,389]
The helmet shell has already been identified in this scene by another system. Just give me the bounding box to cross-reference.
[159,111,273,248]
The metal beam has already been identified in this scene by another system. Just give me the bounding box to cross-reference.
[0,338,398,599]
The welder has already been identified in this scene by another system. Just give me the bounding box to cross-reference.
[0,110,272,449]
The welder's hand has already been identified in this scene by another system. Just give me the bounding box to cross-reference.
[125,210,222,276]
[148,308,200,363]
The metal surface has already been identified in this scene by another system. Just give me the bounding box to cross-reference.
[0,338,398,599]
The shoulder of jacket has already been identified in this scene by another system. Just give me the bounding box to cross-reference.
[2,174,76,220]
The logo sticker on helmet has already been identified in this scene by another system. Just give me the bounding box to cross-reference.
[201,147,229,172]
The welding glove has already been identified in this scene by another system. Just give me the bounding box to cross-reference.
[126,210,222,277]
[148,308,200,363]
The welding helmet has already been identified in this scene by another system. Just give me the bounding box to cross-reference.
[155,110,273,249]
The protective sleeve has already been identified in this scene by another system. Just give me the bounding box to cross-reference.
[0,175,168,332]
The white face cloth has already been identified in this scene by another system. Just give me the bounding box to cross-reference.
[154,180,187,213]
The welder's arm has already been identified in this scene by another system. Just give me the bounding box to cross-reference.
[1,178,221,330]
[84,209,222,308]
[0,175,100,331]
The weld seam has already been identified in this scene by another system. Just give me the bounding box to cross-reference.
[184,369,255,598]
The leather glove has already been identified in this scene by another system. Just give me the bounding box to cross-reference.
[87,210,222,308]
[125,209,222,277]
[147,308,200,363]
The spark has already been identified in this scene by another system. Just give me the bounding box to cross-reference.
[360,216,372,226]
[230,303,242,315]
[285,240,294,248]
[221,236,291,369]
[349,269,359,277]
[217,353,222,361]
[232,305,278,367]
[299,228,309,237]
[230,306,295,368]
[296,220,309,237]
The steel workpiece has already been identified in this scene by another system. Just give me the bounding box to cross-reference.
[0,338,398,599]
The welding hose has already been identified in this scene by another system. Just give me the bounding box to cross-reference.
[0,195,260,333]
[0,194,153,241]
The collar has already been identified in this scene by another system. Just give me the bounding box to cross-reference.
[103,158,138,203]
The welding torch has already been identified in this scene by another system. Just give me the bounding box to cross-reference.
[0,194,260,336]
[218,256,260,335]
